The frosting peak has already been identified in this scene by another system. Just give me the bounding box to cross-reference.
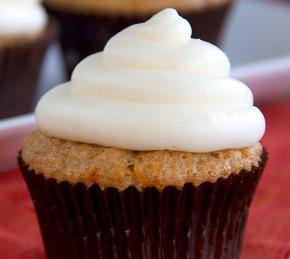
[0,0,47,37]
[133,8,192,41]
[103,8,230,76]
[36,9,265,153]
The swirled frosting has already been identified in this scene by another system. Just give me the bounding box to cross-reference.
[36,8,265,153]
[0,0,47,37]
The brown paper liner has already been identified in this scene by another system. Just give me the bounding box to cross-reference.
[0,21,58,119]
[19,150,267,259]
[44,3,231,77]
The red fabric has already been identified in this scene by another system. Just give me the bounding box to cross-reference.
[0,99,290,258]
[241,99,290,259]
[0,171,44,259]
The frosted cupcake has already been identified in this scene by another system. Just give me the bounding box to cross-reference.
[0,0,57,119]
[43,0,233,76]
[19,9,267,259]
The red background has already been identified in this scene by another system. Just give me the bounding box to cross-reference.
[0,99,290,258]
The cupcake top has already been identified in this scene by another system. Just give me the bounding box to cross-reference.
[44,0,231,15]
[36,9,265,153]
[22,131,263,189]
[0,0,47,38]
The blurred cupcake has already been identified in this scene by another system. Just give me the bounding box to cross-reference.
[19,9,267,259]
[0,0,57,119]
[43,0,233,76]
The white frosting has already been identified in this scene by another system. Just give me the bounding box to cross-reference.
[0,0,47,37]
[36,9,265,153]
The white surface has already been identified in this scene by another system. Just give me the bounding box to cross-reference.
[0,114,35,172]
[36,43,66,103]
[232,55,290,100]
[222,0,290,66]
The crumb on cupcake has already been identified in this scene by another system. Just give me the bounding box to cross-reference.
[22,131,263,190]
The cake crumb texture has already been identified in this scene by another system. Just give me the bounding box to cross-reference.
[22,131,263,190]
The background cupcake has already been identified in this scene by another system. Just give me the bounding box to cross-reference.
[0,0,57,119]
[43,0,233,76]
[19,9,267,259]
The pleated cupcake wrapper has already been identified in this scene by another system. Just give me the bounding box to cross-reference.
[19,150,267,259]
[44,3,231,77]
[0,21,58,119]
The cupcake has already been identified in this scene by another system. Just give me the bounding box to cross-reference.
[0,0,57,119]
[43,0,233,76]
[19,9,267,259]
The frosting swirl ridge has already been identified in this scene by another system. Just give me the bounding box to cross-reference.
[36,8,265,152]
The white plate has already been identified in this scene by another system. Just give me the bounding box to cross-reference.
[232,55,290,100]
[0,114,35,172]
[1,55,290,172]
